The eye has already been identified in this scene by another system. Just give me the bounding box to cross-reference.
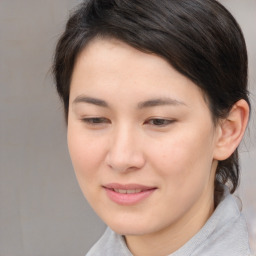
[145,118,175,127]
[81,117,110,125]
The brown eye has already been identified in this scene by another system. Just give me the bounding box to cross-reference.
[145,118,175,127]
[82,117,110,125]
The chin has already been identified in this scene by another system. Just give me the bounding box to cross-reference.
[102,215,143,235]
[110,224,148,236]
[105,217,161,236]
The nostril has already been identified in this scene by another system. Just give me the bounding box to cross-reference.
[105,132,146,172]
[106,150,145,173]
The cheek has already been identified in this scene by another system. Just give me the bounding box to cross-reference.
[148,129,216,218]
[149,127,215,186]
[67,126,106,185]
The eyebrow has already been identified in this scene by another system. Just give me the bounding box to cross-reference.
[73,95,109,107]
[72,95,187,109]
[137,97,187,109]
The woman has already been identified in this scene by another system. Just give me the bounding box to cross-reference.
[53,0,252,255]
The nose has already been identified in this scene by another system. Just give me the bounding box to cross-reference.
[106,125,146,173]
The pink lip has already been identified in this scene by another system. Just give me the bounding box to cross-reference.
[103,183,157,205]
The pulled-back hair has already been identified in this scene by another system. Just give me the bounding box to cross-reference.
[53,0,250,202]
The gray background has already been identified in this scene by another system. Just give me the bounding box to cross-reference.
[0,0,255,255]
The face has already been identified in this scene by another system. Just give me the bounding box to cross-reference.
[68,38,220,238]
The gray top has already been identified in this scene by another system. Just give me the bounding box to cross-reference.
[86,189,253,256]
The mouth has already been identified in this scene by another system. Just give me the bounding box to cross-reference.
[111,188,144,194]
[102,183,157,205]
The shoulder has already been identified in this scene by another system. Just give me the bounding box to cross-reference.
[194,192,252,256]
[205,192,252,255]
[172,189,252,256]
[86,228,132,256]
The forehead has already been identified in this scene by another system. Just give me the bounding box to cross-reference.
[74,38,174,78]
[71,38,208,110]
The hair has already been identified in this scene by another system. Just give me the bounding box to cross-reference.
[53,0,250,203]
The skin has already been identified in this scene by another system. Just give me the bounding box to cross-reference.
[67,38,249,256]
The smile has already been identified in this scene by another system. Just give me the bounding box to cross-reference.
[113,189,142,194]
[103,183,157,205]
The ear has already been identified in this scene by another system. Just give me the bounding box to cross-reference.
[213,99,250,161]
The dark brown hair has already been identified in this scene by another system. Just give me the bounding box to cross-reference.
[53,0,250,201]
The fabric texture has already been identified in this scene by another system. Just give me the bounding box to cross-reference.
[86,189,253,256]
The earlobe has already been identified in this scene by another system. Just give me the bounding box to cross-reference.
[213,99,250,161]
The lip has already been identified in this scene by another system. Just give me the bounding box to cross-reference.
[103,183,157,205]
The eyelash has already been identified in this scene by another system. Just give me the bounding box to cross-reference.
[81,117,175,127]
[144,118,175,127]
[81,117,110,125]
